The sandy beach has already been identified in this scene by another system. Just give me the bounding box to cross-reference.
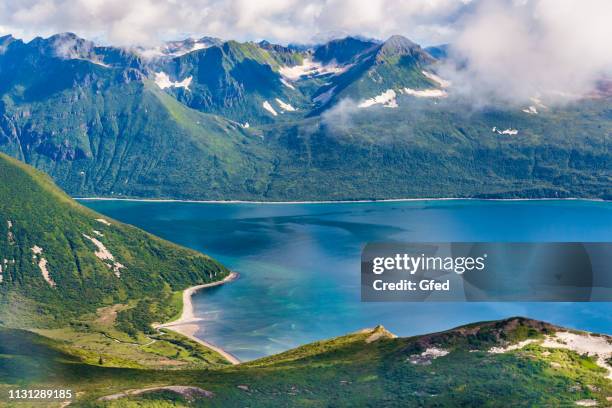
[76,197,605,205]
[155,271,240,365]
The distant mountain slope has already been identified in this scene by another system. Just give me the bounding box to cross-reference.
[157,40,307,124]
[0,152,229,327]
[308,35,439,113]
[0,46,275,199]
[312,36,379,64]
[139,35,442,123]
[1,317,610,406]
[263,97,612,200]
[425,44,449,59]
[0,33,610,200]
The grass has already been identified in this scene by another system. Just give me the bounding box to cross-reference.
[32,299,231,369]
[0,151,230,325]
[0,153,234,370]
[1,318,610,407]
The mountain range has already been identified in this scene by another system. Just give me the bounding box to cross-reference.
[0,33,609,200]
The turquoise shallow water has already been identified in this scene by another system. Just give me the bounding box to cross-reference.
[81,199,612,361]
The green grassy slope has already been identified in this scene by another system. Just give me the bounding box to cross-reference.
[0,153,235,368]
[1,318,610,407]
[0,152,229,327]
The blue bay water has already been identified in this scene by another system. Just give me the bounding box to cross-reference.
[81,199,612,361]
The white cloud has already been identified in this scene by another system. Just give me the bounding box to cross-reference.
[0,0,610,104]
[0,0,466,46]
[441,0,612,104]
[322,98,359,130]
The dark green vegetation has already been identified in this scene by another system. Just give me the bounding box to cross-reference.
[0,152,228,325]
[0,33,609,200]
[162,40,305,124]
[1,318,610,407]
[263,98,611,200]
[0,153,231,367]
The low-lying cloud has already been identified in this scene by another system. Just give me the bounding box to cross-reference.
[0,0,467,46]
[0,0,610,105]
[442,0,612,105]
[321,98,360,131]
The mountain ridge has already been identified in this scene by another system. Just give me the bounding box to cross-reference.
[1,316,610,406]
[0,32,610,201]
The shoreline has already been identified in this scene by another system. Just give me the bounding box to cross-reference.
[155,271,241,365]
[75,196,607,205]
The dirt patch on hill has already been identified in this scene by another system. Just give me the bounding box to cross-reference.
[95,304,126,326]
[99,386,213,401]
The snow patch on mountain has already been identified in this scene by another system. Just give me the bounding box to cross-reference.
[280,78,296,90]
[522,97,548,114]
[358,89,398,108]
[154,72,193,91]
[522,106,538,114]
[262,101,278,116]
[421,70,451,88]
[408,347,450,365]
[492,127,519,135]
[70,57,110,67]
[313,86,336,105]
[279,59,346,81]
[138,40,214,59]
[400,88,447,98]
[275,98,296,112]
[31,246,56,287]
[82,234,124,278]
[488,339,537,354]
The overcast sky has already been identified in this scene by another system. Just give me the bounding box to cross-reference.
[0,0,478,46]
[1,0,610,104]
